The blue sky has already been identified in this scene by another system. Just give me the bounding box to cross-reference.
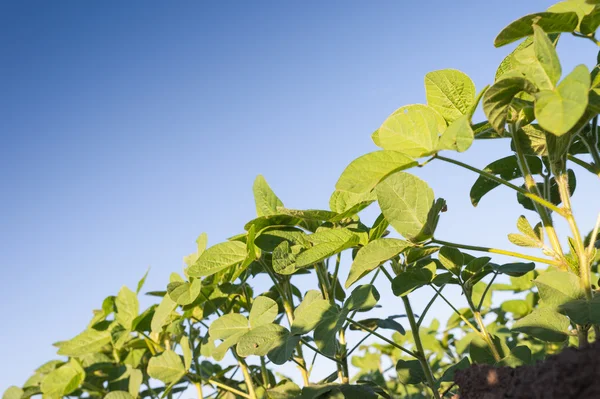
[1,0,598,391]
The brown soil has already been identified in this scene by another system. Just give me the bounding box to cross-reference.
[454,341,600,398]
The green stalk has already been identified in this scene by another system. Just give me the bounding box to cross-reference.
[555,172,592,300]
[431,239,560,266]
[435,154,564,215]
[260,357,270,388]
[511,129,566,263]
[429,286,479,333]
[239,359,257,399]
[472,311,501,362]
[194,383,204,399]
[568,155,600,178]
[345,317,418,358]
[338,328,350,384]
[401,296,441,399]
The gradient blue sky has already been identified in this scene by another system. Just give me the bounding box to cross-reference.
[1,0,598,391]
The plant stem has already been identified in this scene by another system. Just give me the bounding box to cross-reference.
[431,238,560,266]
[477,272,498,312]
[331,253,342,301]
[587,212,600,258]
[555,172,592,300]
[300,338,344,364]
[401,296,441,399]
[429,286,479,336]
[238,359,257,399]
[345,317,418,358]
[315,261,332,302]
[417,286,443,328]
[472,310,501,362]
[194,383,204,399]
[206,378,251,399]
[260,357,270,388]
[338,328,350,384]
[511,129,566,262]
[568,155,600,178]
[435,154,564,215]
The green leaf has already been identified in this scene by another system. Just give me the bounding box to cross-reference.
[438,246,463,276]
[180,336,192,371]
[348,317,406,335]
[209,313,250,340]
[2,387,24,399]
[517,215,539,239]
[496,345,532,367]
[167,278,201,306]
[105,392,135,399]
[508,233,542,248]
[491,262,535,277]
[136,268,150,294]
[272,241,298,275]
[425,69,476,123]
[494,12,579,47]
[580,6,600,34]
[115,286,139,330]
[40,359,85,399]
[57,329,111,357]
[296,229,359,268]
[375,104,446,158]
[535,64,590,136]
[267,334,301,365]
[292,291,332,335]
[559,296,600,324]
[470,155,542,206]
[253,175,284,217]
[469,335,509,364]
[512,307,570,342]
[376,172,436,242]
[533,270,584,308]
[335,151,418,194]
[268,381,302,399]
[532,25,561,87]
[391,261,436,297]
[501,299,532,319]
[345,285,380,312]
[440,357,470,382]
[346,238,411,288]
[249,296,278,328]
[483,77,538,134]
[188,241,247,277]
[461,257,491,282]
[436,115,474,152]
[329,190,377,214]
[151,295,177,334]
[395,360,425,385]
[236,324,289,357]
[314,307,348,356]
[184,233,209,268]
[147,350,186,384]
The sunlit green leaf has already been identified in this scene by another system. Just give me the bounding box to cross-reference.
[425,69,476,123]
[188,241,247,277]
[346,238,411,288]
[535,64,590,135]
[335,151,417,194]
[147,351,185,384]
[494,12,579,47]
[375,104,446,158]
[512,307,570,342]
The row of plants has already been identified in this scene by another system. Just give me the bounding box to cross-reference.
[5,1,600,398]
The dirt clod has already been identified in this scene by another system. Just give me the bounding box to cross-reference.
[454,341,600,398]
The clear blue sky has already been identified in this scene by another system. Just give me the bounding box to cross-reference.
[1,0,598,391]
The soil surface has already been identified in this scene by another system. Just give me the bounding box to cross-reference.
[454,340,600,398]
